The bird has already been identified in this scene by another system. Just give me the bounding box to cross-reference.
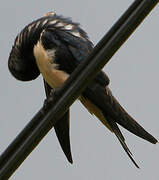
[8,12,157,168]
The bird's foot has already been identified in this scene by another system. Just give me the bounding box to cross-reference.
[42,88,61,113]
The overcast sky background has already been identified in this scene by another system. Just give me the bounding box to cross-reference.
[0,0,159,179]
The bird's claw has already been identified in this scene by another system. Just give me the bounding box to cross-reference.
[42,88,61,113]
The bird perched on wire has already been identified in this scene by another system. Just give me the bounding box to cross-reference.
[8,12,157,168]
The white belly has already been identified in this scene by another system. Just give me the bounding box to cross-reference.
[33,41,69,88]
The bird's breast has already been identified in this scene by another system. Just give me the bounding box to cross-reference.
[33,41,69,88]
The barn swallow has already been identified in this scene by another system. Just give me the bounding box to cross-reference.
[8,12,157,168]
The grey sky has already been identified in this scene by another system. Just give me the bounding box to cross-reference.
[1,0,159,179]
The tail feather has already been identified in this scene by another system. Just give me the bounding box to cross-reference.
[105,114,139,168]
[54,111,73,164]
[81,73,157,167]
[44,80,73,163]
[106,87,158,144]
[83,82,157,144]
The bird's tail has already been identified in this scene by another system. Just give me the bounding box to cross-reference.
[105,87,158,144]
[82,81,157,167]
[103,113,140,168]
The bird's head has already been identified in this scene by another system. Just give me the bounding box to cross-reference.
[8,13,57,81]
[8,42,40,81]
[8,12,93,81]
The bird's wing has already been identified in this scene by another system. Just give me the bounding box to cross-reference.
[43,80,73,163]
[50,28,110,85]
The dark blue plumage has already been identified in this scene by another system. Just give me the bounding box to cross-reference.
[8,12,157,168]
